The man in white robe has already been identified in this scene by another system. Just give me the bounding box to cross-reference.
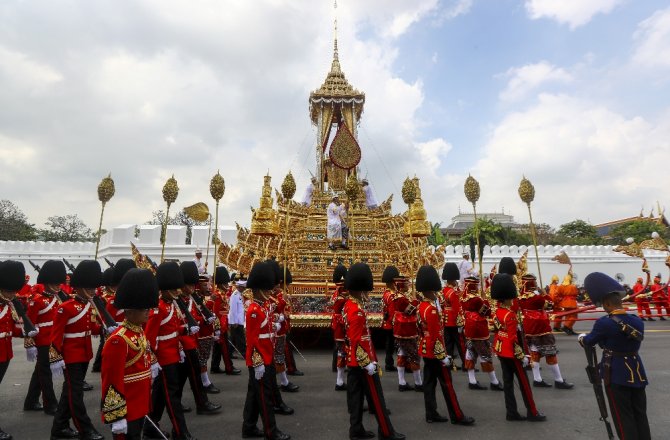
[301,177,318,206]
[361,179,378,209]
[327,195,343,250]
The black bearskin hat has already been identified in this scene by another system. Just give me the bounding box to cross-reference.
[333,264,348,284]
[102,267,115,287]
[113,258,137,285]
[345,263,374,292]
[416,265,442,293]
[498,257,517,276]
[491,273,518,300]
[278,266,293,286]
[441,262,460,281]
[115,268,159,309]
[215,266,230,285]
[265,259,281,286]
[37,260,66,285]
[180,261,200,285]
[70,260,102,289]
[247,261,275,291]
[0,260,26,291]
[381,266,400,283]
[156,261,184,291]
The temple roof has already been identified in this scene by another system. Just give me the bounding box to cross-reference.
[310,38,365,101]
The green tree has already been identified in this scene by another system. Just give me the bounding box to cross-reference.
[0,200,37,241]
[39,214,95,242]
[606,220,669,245]
[427,222,446,246]
[459,218,504,246]
[147,210,209,244]
[556,219,601,245]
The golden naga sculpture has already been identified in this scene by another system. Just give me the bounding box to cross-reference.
[217,28,445,327]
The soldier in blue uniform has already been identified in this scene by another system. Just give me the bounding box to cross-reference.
[579,272,651,440]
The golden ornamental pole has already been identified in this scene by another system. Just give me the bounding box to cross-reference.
[281,172,296,291]
[345,177,360,263]
[402,177,417,281]
[95,173,115,259]
[210,171,226,287]
[518,176,543,290]
[464,175,484,297]
[161,175,179,262]
[205,214,212,271]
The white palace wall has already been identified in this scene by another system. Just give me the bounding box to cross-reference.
[1,224,668,286]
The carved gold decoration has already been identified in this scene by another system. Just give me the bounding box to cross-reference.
[464,174,484,296]
[251,348,263,367]
[614,239,644,259]
[95,173,115,259]
[403,177,430,237]
[518,175,543,288]
[401,177,417,205]
[329,123,361,170]
[464,175,480,204]
[640,232,669,253]
[518,176,535,204]
[210,171,225,201]
[345,177,361,201]
[160,175,179,262]
[281,171,297,200]
[355,344,371,367]
[434,339,446,360]
[183,202,210,223]
[552,251,572,265]
[250,174,279,237]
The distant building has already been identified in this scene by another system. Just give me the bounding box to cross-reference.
[595,210,669,238]
[443,211,520,238]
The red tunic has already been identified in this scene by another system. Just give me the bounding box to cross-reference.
[27,291,59,347]
[245,300,274,367]
[106,297,125,325]
[392,295,418,339]
[51,296,101,364]
[0,301,23,362]
[651,282,667,303]
[330,286,347,341]
[274,290,290,337]
[343,298,376,368]
[381,289,394,330]
[461,294,491,340]
[492,306,524,360]
[212,288,229,334]
[518,293,552,336]
[418,301,447,360]
[101,323,152,424]
[178,296,202,351]
[440,286,462,328]
[145,298,183,366]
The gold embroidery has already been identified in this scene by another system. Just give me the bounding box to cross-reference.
[513,343,524,360]
[355,344,371,367]
[101,385,127,423]
[251,348,264,367]
[434,339,446,360]
[635,359,645,382]
[48,345,63,363]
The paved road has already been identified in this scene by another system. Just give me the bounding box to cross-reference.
[2,319,668,439]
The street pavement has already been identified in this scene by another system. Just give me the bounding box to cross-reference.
[2,318,668,440]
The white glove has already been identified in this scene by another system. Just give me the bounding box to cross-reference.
[457,326,463,334]
[51,360,65,378]
[179,350,186,363]
[254,364,265,380]
[522,356,530,368]
[578,333,586,347]
[106,325,118,334]
[151,361,162,380]
[189,325,200,335]
[207,316,216,324]
[365,362,377,376]
[274,322,281,332]
[278,313,285,322]
[214,330,221,338]
[441,355,452,368]
[26,346,38,362]
[111,419,127,434]
[27,328,39,338]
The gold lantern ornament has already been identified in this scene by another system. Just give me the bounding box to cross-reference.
[210,171,225,285]
[160,175,179,262]
[463,174,484,296]
[281,171,297,288]
[518,176,543,289]
[94,173,115,259]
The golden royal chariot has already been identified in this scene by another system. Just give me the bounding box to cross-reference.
[217,37,445,328]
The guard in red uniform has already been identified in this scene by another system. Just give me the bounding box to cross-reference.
[92,267,116,373]
[460,276,502,391]
[194,275,219,394]
[210,266,241,375]
[518,274,573,389]
[24,260,67,415]
[144,262,194,440]
[344,263,405,440]
[268,262,299,393]
[242,261,291,440]
[101,268,159,439]
[106,259,137,327]
[440,263,466,370]
[491,273,546,422]
[331,264,348,390]
[178,262,221,415]
[650,275,669,320]
[50,260,105,440]
[0,260,31,440]
[381,266,399,372]
[416,265,475,426]
[391,276,422,391]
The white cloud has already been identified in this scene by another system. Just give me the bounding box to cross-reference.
[414,138,452,173]
[0,45,62,93]
[633,7,670,69]
[436,0,473,22]
[525,0,623,29]
[499,61,573,102]
[472,94,670,225]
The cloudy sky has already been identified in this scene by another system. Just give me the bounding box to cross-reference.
[1,0,668,233]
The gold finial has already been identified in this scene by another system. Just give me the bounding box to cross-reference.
[464,174,480,204]
[281,171,297,200]
[162,175,179,205]
[97,173,115,204]
[210,171,225,201]
[401,177,417,205]
[518,176,535,205]
[345,176,361,201]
